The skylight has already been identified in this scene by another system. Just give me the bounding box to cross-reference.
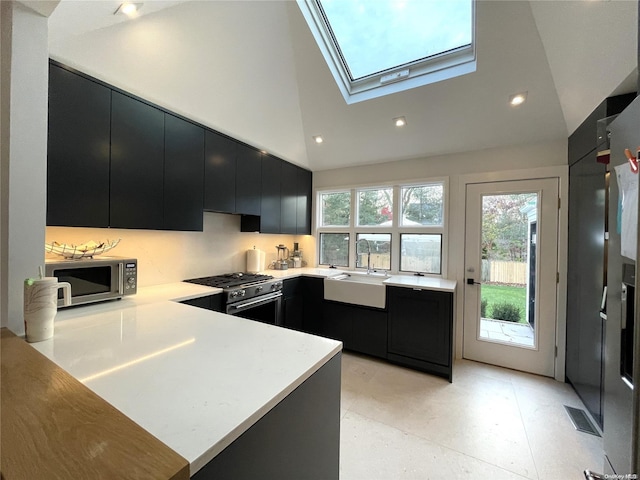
[297,0,476,104]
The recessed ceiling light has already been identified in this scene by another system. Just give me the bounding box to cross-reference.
[393,116,407,127]
[312,135,324,144]
[509,92,528,107]
[114,2,143,17]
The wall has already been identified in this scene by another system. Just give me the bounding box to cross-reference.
[313,139,569,377]
[1,2,49,334]
[48,0,309,169]
[46,214,315,287]
[0,1,12,329]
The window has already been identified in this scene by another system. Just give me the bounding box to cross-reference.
[400,184,443,226]
[297,0,476,104]
[357,188,393,226]
[317,180,447,275]
[400,234,442,274]
[319,233,349,267]
[356,233,391,271]
[320,191,350,227]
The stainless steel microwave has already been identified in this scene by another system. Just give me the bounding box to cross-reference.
[45,256,137,307]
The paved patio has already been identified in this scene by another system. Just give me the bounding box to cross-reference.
[480,318,535,347]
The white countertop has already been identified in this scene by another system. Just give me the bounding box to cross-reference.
[265,267,457,292]
[30,285,341,475]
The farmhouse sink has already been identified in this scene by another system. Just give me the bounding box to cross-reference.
[324,272,387,309]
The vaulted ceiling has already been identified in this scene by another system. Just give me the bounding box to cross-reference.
[46,0,638,171]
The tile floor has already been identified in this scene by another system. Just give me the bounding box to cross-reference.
[340,352,603,479]
[480,318,535,347]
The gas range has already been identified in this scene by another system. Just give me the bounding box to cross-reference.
[184,272,283,304]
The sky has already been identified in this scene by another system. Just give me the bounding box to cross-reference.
[319,0,473,80]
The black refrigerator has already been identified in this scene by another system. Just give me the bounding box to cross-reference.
[603,95,640,476]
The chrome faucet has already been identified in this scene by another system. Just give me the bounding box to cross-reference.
[356,238,372,274]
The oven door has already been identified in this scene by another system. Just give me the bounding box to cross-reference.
[226,292,283,326]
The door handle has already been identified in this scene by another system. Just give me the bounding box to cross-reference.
[466,278,481,285]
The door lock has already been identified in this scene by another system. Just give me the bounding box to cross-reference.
[466,278,481,285]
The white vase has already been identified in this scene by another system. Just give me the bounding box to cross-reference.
[23,277,71,343]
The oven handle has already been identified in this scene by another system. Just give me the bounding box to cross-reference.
[227,292,282,312]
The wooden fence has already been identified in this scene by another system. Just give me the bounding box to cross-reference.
[481,260,526,285]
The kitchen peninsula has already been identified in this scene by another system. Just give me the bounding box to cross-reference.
[7,282,342,479]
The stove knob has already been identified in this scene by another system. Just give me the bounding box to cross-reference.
[230,291,238,298]
[256,286,263,293]
[239,289,246,297]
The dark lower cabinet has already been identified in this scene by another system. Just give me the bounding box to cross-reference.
[387,286,453,381]
[193,353,341,480]
[164,114,204,231]
[110,91,165,229]
[282,277,304,331]
[180,294,224,313]
[47,63,111,227]
[302,277,324,335]
[322,301,387,359]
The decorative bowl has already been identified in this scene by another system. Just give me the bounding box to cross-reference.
[45,239,121,259]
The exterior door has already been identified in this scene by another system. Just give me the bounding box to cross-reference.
[463,179,559,376]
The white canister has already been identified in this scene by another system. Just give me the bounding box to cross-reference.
[23,277,71,343]
[246,247,265,273]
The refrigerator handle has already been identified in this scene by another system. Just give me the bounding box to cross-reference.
[621,283,628,330]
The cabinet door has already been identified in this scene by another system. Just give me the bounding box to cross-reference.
[387,287,452,367]
[282,278,303,331]
[164,114,204,231]
[260,154,282,234]
[296,167,312,235]
[47,64,111,227]
[204,131,236,214]
[110,92,165,229]
[280,161,298,234]
[302,277,324,335]
[235,144,261,215]
[351,307,387,359]
[322,302,353,343]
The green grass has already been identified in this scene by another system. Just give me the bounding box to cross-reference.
[481,284,527,323]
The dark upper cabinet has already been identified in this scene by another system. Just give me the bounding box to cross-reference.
[281,161,298,234]
[48,60,311,233]
[260,154,282,234]
[240,158,313,234]
[110,91,165,229]
[296,167,312,235]
[568,93,636,166]
[204,131,236,214]
[164,114,205,231]
[47,64,111,227]
[235,144,262,216]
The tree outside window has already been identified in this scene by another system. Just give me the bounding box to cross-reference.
[358,188,393,226]
[320,192,350,227]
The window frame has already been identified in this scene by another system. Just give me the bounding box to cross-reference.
[315,178,448,276]
[296,0,476,105]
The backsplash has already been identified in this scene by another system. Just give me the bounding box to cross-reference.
[46,212,316,287]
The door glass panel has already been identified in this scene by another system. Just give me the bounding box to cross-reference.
[479,192,537,348]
